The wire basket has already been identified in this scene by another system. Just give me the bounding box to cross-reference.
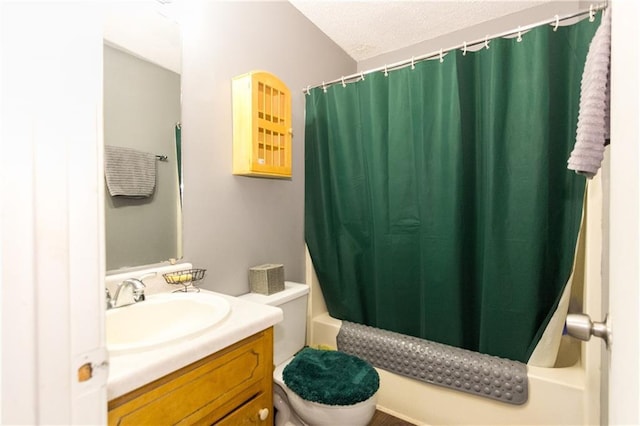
[163,268,206,292]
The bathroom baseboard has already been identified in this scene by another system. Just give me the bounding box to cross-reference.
[370,408,419,425]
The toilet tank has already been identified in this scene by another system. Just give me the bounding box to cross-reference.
[238,281,309,366]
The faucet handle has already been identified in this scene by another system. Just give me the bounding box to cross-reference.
[122,278,146,303]
[134,290,145,303]
[105,288,113,309]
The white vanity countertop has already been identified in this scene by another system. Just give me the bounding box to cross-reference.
[107,290,282,400]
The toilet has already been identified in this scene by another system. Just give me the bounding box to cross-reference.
[239,282,379,426]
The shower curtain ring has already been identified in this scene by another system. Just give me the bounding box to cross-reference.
[322,81,327,93]
[384,65,388,77]
[341,76,346,88]
[589,4,595,22]
[439,49,444,63]
[553,15,560,31]
[411,56,415,70]
[485,36,490,49]
[360,72,365,81]
[462,41,467,56]
[306,85,310,95]
[517,27,523,42]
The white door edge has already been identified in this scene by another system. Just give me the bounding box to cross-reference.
[608,1,640,424]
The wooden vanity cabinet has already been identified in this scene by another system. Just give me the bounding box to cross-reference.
[108,328,274,425]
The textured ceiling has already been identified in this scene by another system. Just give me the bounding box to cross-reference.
[289,1,554,61]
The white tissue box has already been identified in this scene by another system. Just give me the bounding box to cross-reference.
[249,264,284,295]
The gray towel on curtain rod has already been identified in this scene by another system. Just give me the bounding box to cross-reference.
[104,145,156,198]
[567,7,611,178]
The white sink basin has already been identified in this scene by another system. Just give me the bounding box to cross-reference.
[106,292,231,354]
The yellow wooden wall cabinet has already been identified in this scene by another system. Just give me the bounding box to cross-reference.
[232,71,292,178]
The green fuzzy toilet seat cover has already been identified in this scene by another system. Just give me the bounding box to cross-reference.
[282,347,380,406]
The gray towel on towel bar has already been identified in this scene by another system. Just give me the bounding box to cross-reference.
[567,7,611,178]
[104,145,156,198]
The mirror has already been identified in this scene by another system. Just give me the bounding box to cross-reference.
[103,2,182,272]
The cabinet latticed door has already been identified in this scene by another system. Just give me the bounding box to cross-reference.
[232,71,292,178]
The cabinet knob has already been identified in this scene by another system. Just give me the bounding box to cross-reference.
[258,408,269,421]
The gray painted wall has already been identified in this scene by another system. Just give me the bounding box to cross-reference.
[181,1,355,295]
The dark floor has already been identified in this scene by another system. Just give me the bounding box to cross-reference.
[368,410,416,426]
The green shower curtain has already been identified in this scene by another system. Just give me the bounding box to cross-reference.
[305,17,599,362]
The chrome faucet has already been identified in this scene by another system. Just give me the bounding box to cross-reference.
[108,278,146,309]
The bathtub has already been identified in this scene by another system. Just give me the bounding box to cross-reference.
[308,311,601,425]
[304,158,606,425]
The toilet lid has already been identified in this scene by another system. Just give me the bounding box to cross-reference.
[282,347,379,406]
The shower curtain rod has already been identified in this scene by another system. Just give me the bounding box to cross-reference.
[303,2,608,93]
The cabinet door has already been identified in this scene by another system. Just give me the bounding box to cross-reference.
[108,328,273,425]
[233,71,292,178]
[251,72,292,177]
